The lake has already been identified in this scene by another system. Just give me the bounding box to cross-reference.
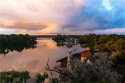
[0,38,70,77]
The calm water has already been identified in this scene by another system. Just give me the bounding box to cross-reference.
[0,39,70,77]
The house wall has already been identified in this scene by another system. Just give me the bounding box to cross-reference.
[61,60,67,67]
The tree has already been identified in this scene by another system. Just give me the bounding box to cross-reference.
[35,73,48,83]
[110,51,125,64]
[20,71,30,83]
[106,39,115,51]
[114,38,125,52]
[0,34,37,55]
[46,54,122,83]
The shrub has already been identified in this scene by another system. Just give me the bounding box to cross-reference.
[46,54,122,83]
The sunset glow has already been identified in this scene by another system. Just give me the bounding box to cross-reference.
[0,0,125,34]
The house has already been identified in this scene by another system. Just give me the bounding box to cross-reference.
[56,49,94,68]
[56,56,67,67]
[72,50,94,62]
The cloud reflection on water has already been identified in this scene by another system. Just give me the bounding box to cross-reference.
[0,39,69,77]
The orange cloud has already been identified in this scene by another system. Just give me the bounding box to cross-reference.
[0,0,83,34]
[74,0,84,6]
[2,20,17,27]
[15,23,61,34]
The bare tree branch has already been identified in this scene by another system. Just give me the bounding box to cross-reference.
[45,58,74,79]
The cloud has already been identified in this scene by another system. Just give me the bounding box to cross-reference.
[55,0,125,34]
[94,28,125,34]
[0,27,15,34]
[0,0,84,34]
[103,0,112,11]
[0,0,125,34]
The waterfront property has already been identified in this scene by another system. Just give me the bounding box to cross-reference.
[56,48,94,67]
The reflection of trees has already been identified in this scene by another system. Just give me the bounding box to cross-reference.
[0,34,37,55]
[0,46,9,55]
[56,42,65,47]
[53,34,79,48]
[56,41,75,48]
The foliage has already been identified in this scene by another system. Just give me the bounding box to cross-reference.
[35,72,48,83]
[0,34,37,54]
[53,34,125,52]
[0,70,30,83]
[52,34,66,42]
[46,55,122,83]
[53,34,125,64]
[49,78,59,83]
[114,39,125,51]
[109,51,125,64]
[53,34,80,47]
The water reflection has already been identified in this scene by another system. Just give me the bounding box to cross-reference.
[0,42,36,55]
[56,41,78,48]
[0,39,69,77]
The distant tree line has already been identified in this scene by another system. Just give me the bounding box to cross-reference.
[0,34,37,54]
[53,34,125,51]
[53,34,125,64]
[53,34,80,42]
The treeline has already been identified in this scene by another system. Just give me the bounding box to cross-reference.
[0,34,37,54]
[53,34,125,64]
[53,34,125,51]
[78,34,125,64]
[53,34,80,42]
[79,34,125,51]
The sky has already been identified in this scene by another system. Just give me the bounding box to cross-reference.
[0,0,125,34]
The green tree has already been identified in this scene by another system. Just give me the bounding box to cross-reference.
[20,71,30,83]
[35,73,48,83]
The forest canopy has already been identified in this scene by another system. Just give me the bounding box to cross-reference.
[0,34,37,54]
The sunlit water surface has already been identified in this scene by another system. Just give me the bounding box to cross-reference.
[0,39,70,77]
